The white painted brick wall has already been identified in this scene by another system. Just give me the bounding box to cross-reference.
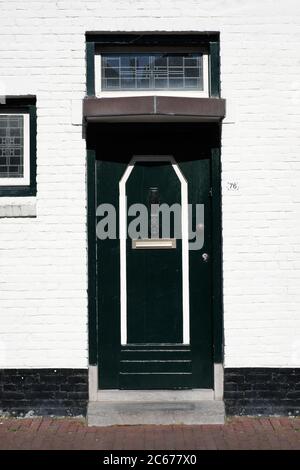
[0,0,299,368]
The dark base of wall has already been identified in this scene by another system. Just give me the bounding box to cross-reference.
[224,368,300,416]
[0,369,88,417]
[1,367,299,418]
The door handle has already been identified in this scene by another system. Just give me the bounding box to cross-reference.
[202,253,209,262]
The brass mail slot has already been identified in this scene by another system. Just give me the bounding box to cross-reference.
[132,239,176,249]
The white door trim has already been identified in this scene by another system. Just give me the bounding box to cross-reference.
[119,155,190,345]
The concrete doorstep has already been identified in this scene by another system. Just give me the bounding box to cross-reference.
[88,399,225,426]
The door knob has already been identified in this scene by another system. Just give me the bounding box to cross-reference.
[202,253,209,262]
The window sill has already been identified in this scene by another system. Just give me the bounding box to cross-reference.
[0,196,36,218]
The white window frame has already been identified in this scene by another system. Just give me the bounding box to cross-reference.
[95,53,209,98]
[0,113,30,186]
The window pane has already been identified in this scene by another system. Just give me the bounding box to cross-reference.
[101,53,204,91]
[154,78,168,89]
[168,56,183,67]
[0,115,24,178]
[185,78,199,88]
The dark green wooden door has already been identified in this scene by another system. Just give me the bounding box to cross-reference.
[96,126,214,390]
[126,161,183,345]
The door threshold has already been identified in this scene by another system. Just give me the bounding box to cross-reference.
[88,388,225,426]
[87,366,225,425]
[96,388,215,402]
[88,397,225,426]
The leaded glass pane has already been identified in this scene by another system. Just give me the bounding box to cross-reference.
[0,115,24,178]
[101,53,203,91]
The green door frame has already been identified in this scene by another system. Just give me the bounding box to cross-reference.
[86,145,224,371]
[85,34,220,98]
[85,32,223,389]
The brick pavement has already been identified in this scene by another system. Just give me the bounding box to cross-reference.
[0,417,299,450]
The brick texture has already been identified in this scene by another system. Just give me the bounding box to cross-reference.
[0,1,299,370]
[0,369,88,416]
[0,416,299,450]
[224,368,300,416]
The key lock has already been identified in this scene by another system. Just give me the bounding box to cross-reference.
[196,223,209,262]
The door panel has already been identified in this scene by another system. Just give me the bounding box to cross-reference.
[95,124,214,390]
[179,158,212,387]
[126,161,183,344]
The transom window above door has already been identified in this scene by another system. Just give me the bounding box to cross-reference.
[95,50,209,97]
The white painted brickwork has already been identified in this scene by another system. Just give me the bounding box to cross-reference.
[0,0,299,368]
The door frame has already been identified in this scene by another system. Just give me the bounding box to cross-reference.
[86,143,224,399]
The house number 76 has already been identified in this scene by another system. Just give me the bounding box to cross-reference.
[226,182,239,191]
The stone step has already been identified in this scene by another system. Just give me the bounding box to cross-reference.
[88,400,225,426]
[96,389,214,402]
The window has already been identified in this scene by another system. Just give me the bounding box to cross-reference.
[87,34,220,98]
[101,53,204,91]
[0,113,29,185]
[95,51,209,97]
[0,98,36,196]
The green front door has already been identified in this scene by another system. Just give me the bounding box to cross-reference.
[95,124,214,390]
[126,160,183,346]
